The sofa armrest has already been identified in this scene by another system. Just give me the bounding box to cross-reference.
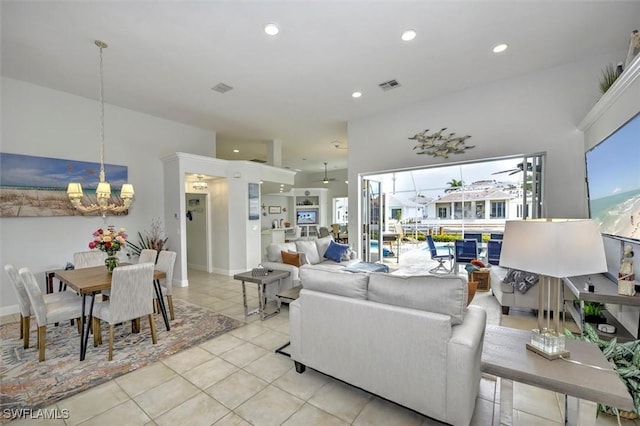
[446,305,486,425]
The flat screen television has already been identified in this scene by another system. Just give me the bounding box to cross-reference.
[585,111,640,242]
[296,209,318,225]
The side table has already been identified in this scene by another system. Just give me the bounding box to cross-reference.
[233,269,290,320]
[274,285,302,357]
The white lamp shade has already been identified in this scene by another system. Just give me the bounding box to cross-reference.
[120,184,134,198]
[499,219,607,278]
[66,182,84,198]
[96,182,111,198]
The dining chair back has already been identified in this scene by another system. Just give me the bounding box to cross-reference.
[73,251,106,269]
[18,267,84,361]
[318,227,331,238]
[426,235,453,274]
[155,250,177,320]
[487,239,503,266]
[92,262,157,360]
[138,249,158,264]
[454,239,478,274]
[463,232,483,243]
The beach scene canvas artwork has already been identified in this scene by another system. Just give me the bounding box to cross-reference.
[0,153,129,217]
[586,113,640,241]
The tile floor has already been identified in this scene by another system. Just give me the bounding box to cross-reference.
[5,245,638,425]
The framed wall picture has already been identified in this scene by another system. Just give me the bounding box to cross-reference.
[268,206,281,214]
[248,183,259,220]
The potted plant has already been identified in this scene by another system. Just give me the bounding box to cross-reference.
[582,301,606,324]
[565,323,639,419]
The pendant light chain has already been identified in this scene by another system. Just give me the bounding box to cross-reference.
[98,41,106,183]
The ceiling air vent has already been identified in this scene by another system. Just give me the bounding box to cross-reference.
[212,83,233,93]
[378,79,401,91]
[250,159,266,163]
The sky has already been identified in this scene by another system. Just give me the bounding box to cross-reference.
[585,112,640,200]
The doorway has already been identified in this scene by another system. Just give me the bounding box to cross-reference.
[185,193,208,271]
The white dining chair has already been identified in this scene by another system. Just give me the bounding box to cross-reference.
[18,267,87,361]
[138,249,158,264]
[154,251,177,320]
[5,264,79,349]
[92,263,157,360]
[73,250,106,269]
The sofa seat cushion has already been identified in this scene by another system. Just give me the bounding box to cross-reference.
[368,274,468,325]
[299,264,369,299]
[266,242,298,262]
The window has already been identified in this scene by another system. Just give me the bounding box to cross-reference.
[438,206,448,219]
[391,208,402,221]
[332,197,348,224]
[491,201,506,218]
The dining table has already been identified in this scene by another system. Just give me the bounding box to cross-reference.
[55,264,168,361]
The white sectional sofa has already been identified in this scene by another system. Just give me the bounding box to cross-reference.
[260,236,359,295]
[290,264,487,425]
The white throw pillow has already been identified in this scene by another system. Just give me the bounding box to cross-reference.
[314,236,334,258]
[295,240,321,264]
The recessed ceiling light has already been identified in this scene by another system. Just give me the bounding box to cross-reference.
[352,91,362,98]
[233,149,239,153]
[264,23,279,36]
[493,43,508,53]
[401,29,416,41]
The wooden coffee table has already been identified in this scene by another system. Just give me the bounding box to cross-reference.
[482,325,632,425]
[233,269,290,320]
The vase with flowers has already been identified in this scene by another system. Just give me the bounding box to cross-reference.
[89,226,128,272]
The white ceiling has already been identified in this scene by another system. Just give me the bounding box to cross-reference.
[2,1,639,175]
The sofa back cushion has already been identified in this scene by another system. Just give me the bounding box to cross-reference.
[295,240,321,264]
[368,274,468,325]
[266,242,297,262]
[299,265,369,299]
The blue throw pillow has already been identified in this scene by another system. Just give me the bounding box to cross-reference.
[324,240,350,262]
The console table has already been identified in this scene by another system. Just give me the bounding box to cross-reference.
[482,325,633,425]
[563,274,640,342]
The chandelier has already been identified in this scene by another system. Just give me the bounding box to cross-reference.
[192,175,208,191]
[67,40,134,217]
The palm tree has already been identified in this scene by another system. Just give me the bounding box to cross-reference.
[445,179,463,192]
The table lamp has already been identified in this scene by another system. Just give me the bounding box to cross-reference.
[500,219,607,359]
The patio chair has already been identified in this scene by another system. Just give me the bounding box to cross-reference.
[490,233,504,240]
[426,235,454,274]
[463,232,483,243]
[487,239,503,265]
[454,239,478,274]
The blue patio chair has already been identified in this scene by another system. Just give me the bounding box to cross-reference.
[454,239,478,274]
[426,235,454,274]
[487,239,503,265]
[463,232,483,243]
[490,233,504,240]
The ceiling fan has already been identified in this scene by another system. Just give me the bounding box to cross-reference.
[318,162,337,184]
[491,162,541,176]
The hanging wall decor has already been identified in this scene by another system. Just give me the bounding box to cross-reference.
[409,128,474,158]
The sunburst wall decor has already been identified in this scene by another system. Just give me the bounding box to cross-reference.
[409,127,474,158]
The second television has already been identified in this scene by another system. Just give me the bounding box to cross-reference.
[296,209,318,225]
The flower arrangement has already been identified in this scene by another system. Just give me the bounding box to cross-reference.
[89,226,127,272]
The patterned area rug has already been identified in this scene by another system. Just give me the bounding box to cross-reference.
[0,299,244,419]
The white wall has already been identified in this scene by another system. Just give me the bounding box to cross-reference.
[0,77,216,314]
[346,52,626,249]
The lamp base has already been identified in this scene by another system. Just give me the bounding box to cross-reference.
[526,343,570,360]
